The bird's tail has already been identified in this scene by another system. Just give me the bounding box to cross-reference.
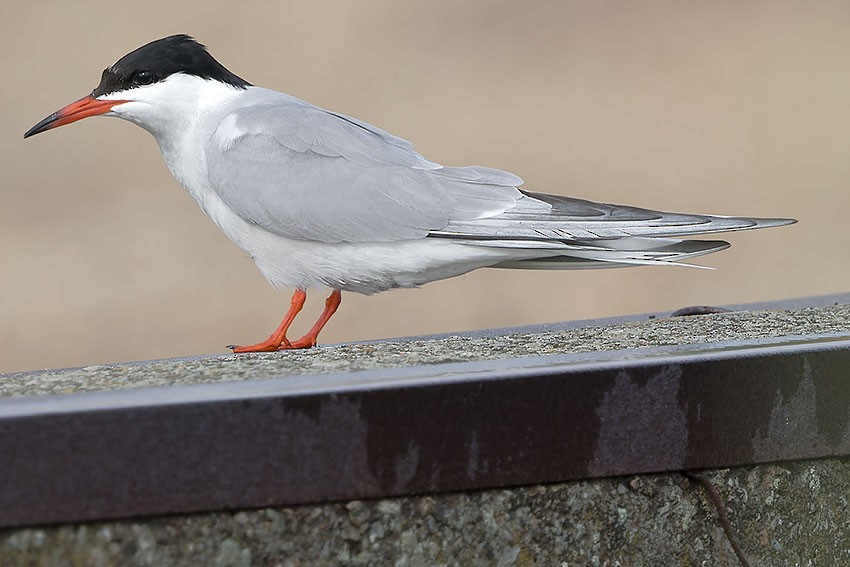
[487,237,730,270]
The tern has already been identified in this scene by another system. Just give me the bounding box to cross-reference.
[25,35,795,352]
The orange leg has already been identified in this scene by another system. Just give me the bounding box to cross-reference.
[228,289,307,353]
[283,290,342,350]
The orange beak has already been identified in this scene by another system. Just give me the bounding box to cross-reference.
[24,95,129,138]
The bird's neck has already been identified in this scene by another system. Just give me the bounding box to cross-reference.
[141,80,246,194]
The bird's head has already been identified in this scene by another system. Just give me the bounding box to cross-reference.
[24,34,250,139]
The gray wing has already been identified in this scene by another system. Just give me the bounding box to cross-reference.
[206,89,523,243]
[432,191,796,242]
[208,89,794,246]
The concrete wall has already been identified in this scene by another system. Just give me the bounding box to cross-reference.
[2,458,848,566]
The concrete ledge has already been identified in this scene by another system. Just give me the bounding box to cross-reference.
[3,294,850,397]
[1,295,849,563]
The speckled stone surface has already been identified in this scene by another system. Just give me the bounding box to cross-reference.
[3,303,850,398]
[2,302,849,565]
[1,458,848,566]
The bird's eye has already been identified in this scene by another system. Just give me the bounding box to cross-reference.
[133,70,155,86]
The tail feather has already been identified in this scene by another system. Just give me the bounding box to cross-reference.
[486,237,730,270]
[428,188,794,269]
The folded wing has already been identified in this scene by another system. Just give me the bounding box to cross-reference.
[431,191,795,241]
[206,88,795,254]
[206,88,523,243]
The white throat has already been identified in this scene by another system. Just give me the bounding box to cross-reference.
[102,74,246,197]
[103,73,244,144]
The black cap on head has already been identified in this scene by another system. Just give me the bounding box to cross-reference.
[92,34,251,97]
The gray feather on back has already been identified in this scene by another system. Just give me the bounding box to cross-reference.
[206,89,522,243]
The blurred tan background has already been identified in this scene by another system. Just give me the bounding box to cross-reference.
[2,1,847,373]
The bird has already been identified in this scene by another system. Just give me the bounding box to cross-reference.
[24,35,795,353]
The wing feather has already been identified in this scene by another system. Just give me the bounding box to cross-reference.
[432,191,796,241]
[206,89,521,243]
[206,88,794,247]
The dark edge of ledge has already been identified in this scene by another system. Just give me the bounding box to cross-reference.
[1,329,849,528]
